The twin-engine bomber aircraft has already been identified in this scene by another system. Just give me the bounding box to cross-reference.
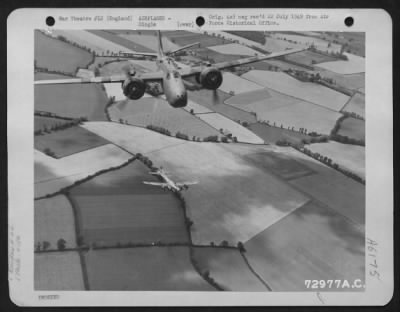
[35,31,306,108]
[143,168,197,192]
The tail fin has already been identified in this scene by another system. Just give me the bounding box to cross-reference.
[157,30,164,57]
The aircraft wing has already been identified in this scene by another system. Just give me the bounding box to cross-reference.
[176,181,198,186]
[34,71,164,85]
[179,47,306,77]
[143,182,169,187]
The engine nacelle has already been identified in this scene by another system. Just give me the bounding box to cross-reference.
[198,67,223,90]
[122,78,146,100]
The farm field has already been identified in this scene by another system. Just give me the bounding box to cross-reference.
[34,144,132,198]
[118,32,179,52]
[307,141,365,178]
[82,122,310,244]
[34,126,110,158]
[225,31,266,45]
[316,70,365,92]
[163,30,230,47]
[188,89,257,124]
[35,251,85,290]
[50,30,128,55]
[193,247,268,291]
[219,72,264,95]
[34,116,71,132]
[87,30,154,53]
[279,148,365,226]
[35,73,109,120]
[269,33,342,53]
[242,98,342,135]
[184,99,214,114]
[316,53,365,74]
[207,43,263,56]
[196,113,264,144]
[85,247,215,290]
[284,49,338,66]
[35,195,77,249]
[248,123,310,146]
[108,97,221,139]
[338,117,365,141]
[321,32,365,57]
[242,70,350,111]
[35,30,93,74]
[244,201,364,291]
[343,93,365,117]
[69,161,188,246]
[263,59,311,71]
[195,48,244,64]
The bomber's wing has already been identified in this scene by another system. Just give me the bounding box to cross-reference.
[143,182,169,187]
[179,47,306,78]
[176,181,198,186]
[34,71,164,85]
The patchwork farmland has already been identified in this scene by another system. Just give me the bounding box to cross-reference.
[82,122,309,244]
[69,161,188,246]
[34,30,366,292]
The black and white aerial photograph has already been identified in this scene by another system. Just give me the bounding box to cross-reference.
[33,29,366,291]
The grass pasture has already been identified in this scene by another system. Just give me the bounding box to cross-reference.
[35,251,85,290]
[188,89,257,124]
[342,93,365,117]
[70,161,188,246]
[193,247,268,291]
[35,73,108,120]
[35,195,77,249]
[244,201,364,291]
[307,142,365,179]
[35,126,110,158]
[338,117,365,141]
[248,123,311,146]
[82,122,310,245]
[109,97,221,139]
[242,70,350,111]
[85,247,215,290]
[35,30,93,74]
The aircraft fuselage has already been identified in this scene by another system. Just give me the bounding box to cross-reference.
[156,56,188,107]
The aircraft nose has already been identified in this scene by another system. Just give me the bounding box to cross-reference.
[172,92,187,108]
